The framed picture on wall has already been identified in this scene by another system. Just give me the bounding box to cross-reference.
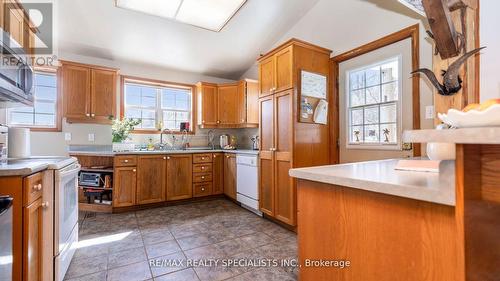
[299,70,328,124]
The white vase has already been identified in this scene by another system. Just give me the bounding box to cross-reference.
[426,142,456,161]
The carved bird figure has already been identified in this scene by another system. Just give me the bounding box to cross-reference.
[411,47,485,96]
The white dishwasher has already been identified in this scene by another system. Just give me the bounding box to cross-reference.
[236,154,261,215]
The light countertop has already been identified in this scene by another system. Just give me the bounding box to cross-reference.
[0,157,77,176]
[289,159,455,206]
[67,146,259,156]
[403,127,500,144]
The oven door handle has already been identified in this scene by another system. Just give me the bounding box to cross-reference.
[58,164,81,178]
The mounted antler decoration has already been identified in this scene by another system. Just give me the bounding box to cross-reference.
[411,47,485,96]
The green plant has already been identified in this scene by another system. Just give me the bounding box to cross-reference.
[110,117,141,143]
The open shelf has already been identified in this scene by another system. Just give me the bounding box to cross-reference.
[80,168,114,173]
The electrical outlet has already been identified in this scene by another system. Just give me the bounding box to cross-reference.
[64,133,72,141]
[88,133,95,142]
[425,106,435,119]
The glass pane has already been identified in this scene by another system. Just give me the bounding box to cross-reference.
[380,103,397,123]
[164,121,176,130]
[381,60,399,83]
[364,106,379,124]
[351,126,363,143]
[350,71,364,90]
[35,73,56,87]
[140,119,155,129]
[10,112,33,125]
[365,86,380,104]
[176,111,189,121]
[35,114,55,126]
[141,86,156,98]
[35,86,57,101]
[350,108,363,126]
[162,92,176,109]
[11,106,34,113]
[365,66,380,87]
[382,82,398,102]
[141,109,155,119]
[125,108,141,119]
[125,85,142,106]
[141,96,156,107]
[163,111,175,121]
[381,123,397,143]
[34,101,55,114]
[350,89,364,107]
[364,125,379,143]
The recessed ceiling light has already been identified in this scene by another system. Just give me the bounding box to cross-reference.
[115,0,247,32]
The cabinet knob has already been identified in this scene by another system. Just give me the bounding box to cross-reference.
[42,201,49,208]
[226,155,230,158]
[241,119,245,122]
[202,120,205,124]
[85,113,90,117]
[163,157,166,160]
[201,188,205,191]
[33,184,42,191]
[201,176,205,179]
[201,166,205,170]
[132,169,136,172]
[217,120,220,124]
[213,155,216,158]
[91,113,95,117]
[124,159,129,163]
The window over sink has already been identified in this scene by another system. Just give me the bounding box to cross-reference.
[122,77,194,132]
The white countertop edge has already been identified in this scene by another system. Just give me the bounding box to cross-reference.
[289,159,455,206]
[403,127,500,144]
[68,149,260,156]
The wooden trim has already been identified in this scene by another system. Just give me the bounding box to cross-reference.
[58,60,119,72]
[330,24,421,158]
[121,75,194,89]
[258,38,332,62]
[474,1,480,102]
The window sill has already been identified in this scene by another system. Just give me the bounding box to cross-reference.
[346,143,402,151]
[131,129,195,135]
[8,126,61,132]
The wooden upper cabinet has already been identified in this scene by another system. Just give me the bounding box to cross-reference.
[217,83,239,125]
[62,63,91,120]
[237,80,259,127]
[136,155,166,205]
[275,46,294,92]
[91,69,117,122]
[23,198,43,281]
[113,166,137,207]
[6,2,24,47]
[259,56,275,98]
[61,61,118,124]
[197,82,218,127]
[166,154,193,201]
[212,153,224,195]
[223,153,237,200]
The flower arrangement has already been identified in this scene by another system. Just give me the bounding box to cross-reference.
[110,117,141,143]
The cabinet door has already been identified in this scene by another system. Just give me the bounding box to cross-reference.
[113,167,137,207]
[259,56,275,98]
[246,80,259,125]
[223,154,237,200]
[218,84,239,125]
[91,69,116,123]
[237,81,246,124]
[259,96,275,216]
[63,64,91,120]
[198,83,218,126]
[137,156,166,204]
[275,46,294,93]
[274,90,295,225]
[23,198,43,281]
[166,154,193,201]
[6,2,24,47]
[212,153,224,195]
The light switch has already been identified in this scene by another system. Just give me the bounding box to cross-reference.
[425,106,435,119]
[88,133,95,142]
[64,133,72,141]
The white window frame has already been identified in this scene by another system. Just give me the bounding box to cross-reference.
[6,71,59,130]
[122,78,193,132]
[345,55,403,150]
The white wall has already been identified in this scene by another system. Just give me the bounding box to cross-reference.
[480,0,500,101]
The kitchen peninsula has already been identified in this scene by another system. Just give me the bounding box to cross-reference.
[290,128,500,281]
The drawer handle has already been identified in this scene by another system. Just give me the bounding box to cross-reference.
[163,157,166,160]
[201,188,205,191]
[201,176,205,179]
[167,157,170,160]
[201,157,205,160]
[201,166,205,170]
[132,169,136,172]
[33,184,42,191]
[213,155,217,158]
[91,113,95,117]
[124,159,129,163]
[86,113,90,117]
[42,201,49,208]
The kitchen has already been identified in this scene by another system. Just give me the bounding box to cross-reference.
[0,0,499,281]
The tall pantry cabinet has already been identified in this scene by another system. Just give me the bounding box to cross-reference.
[258,39,332,227]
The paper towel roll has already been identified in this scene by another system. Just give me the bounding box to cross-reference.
[8,127,31,158]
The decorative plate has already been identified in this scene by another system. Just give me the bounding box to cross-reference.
[438,104,500,128]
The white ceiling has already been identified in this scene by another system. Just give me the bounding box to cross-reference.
[56,0,320,79]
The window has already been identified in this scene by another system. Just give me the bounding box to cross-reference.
[123,78,193,132]
[346,57,401,148]
[7,71,59,130]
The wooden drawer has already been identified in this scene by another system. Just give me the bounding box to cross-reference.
[193,163,213,173]
[114,155,137,167]
[193,172,212,183]
[23,172,43,206]
[193,182,212,197]
[193,153,212,164]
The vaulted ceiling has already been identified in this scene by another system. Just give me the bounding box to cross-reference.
[56,0,320,79]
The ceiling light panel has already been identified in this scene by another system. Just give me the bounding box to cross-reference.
[115,0,182,19]
[175,0,247,31]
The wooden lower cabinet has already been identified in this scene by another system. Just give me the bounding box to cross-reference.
[137,155,166,204]
[212,153,224,194]
[113,167,137,207]
[224,154,237,200]
[166,154,193,201]
[259,152,274,216]
[23,198,43,281]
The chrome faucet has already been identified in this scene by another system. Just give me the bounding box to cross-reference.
[159,129,174,150]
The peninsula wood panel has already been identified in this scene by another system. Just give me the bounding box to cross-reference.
[297,179,460,281]
[113,167,137,207]
[23,198,43,281]
[166,154,193,201]
[259,96,275,216]
[91,69,117,122]
[212,153,224,195]
[136,155,166,204]
[223,153,237,200]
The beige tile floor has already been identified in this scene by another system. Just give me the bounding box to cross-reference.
[65,199,298,281]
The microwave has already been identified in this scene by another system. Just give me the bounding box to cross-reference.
[79,172,102,187]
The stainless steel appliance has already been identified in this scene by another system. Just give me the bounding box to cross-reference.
[220,134,229,148]
[0,196,13,281]
[251,135,259,150]
[0,28,34,107]
[79,171,102,187]
[0,124,7,165]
